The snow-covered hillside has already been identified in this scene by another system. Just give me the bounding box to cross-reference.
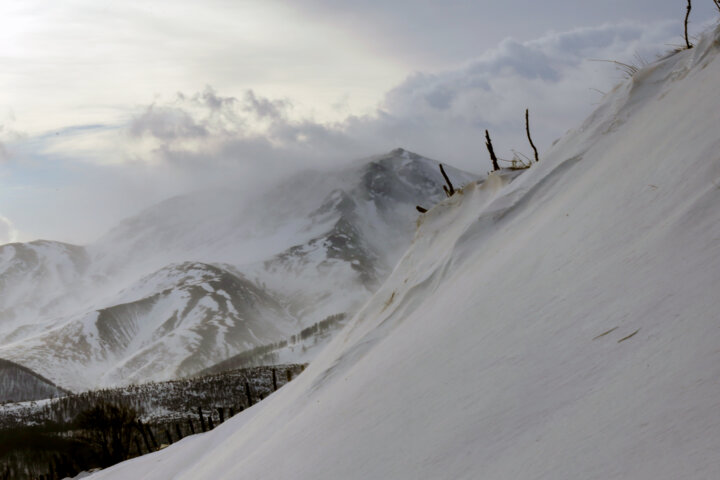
[0,150,475,390]
[0,262,295,390]
[0,241,91,343]
[89,26,720,480]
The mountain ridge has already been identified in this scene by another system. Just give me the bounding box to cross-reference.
[0,358,69,403]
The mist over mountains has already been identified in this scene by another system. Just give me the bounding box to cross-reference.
[0,149,475,391]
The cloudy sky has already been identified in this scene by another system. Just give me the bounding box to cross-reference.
[1,0,717,244]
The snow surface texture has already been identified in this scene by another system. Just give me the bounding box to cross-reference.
[0,150,475,390]
[89,26,720,479]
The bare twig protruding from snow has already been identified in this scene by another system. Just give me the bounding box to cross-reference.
[499,150,531,170]
[525,109,539,163]
[485,130,499,171]
[589,58,643,78]
[714,0,720,14]
[617,329,640,343]
[684,0,693,49]
[592,326,619,340]
[439,164,455,196]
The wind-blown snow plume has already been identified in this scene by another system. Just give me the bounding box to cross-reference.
[0,215,18,244]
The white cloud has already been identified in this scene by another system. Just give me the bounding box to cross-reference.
[0,214,18,245]
[161,23,692,163]
[3,19,715,243]
[0,116,24,162]
[365,21,685,165]
[0,0,404,135]
[97,20,686,175]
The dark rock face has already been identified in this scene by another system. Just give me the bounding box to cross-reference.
[0,358,68,402]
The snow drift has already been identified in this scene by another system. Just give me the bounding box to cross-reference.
[92,25,720,479]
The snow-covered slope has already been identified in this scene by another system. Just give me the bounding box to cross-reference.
[0,241,91,343]
[89,26,720,480]
[0,262,295,390]
[0,150,475,390]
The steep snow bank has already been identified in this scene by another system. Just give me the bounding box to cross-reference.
[91,26,720,480]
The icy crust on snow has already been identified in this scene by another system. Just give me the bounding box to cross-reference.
[91,26,720,479]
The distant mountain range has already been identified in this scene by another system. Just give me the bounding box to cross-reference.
[0,149,476,391]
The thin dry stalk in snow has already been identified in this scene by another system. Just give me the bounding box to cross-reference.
[485,130,500,171]
[500,150,531,170]
[525,109,539,163]
[439,164,455,196]
[589,58,643,78]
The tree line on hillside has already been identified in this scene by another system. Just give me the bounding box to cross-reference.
[0,364,305,479]
[201,313,347,375]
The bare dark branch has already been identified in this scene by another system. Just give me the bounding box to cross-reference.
[525,109,539,163]
[684,0,693,49]
[485,130,499,171]
[439,164,455,196]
